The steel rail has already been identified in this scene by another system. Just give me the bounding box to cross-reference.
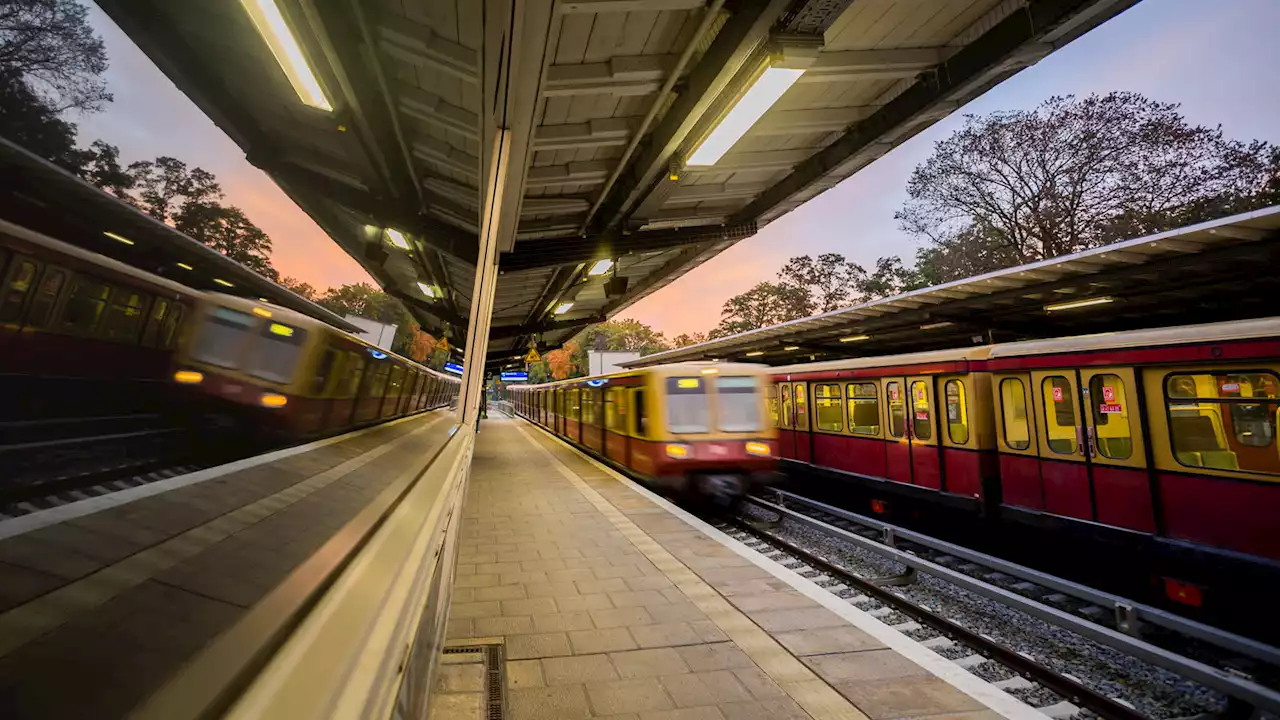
[768,488,1280,668]
[745,495,1280,714]
[727,515,1147,720]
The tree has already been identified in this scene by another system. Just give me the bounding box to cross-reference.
[317,283,405,324]
[278,276,317,300]
[671,332,708,348]
[0,68,80,168]
[546,340,580,380]
[897,92,1275,267]
[710,281,809,339]
[0,0,111,112]
[578,319,670,356]
[856,256,927,300]
[527,360,551,384]
[404,321,435,363]
[777,254,866,314]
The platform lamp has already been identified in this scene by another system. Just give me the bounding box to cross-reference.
[684,35,822,167]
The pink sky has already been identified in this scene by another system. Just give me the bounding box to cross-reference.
[83,0,1279,336]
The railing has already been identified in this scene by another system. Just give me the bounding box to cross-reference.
[135,424,474,720]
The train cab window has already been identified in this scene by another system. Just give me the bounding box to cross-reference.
[846,383,881,436]
[945,379,969,445]
[716,376,762,432]
[886,381,906,438]
[910,381,932,441]
[25,267,67,328]
[100,290,148,342]
[780,384,793,429]
[1000,378,1032,450]
[248,321,308,384]
[192,306,253,367]
[0,259,38,325]
[814,383,843,433]
[1087,374,1132,459]
[765,384,779,428]
[634,389,648,438]
[141,298,169,346]
[61,278,112,334]
[312,348,340,395]
[1165,372,1279,474]
[1041,376,1077,454]
[666,377,710,434]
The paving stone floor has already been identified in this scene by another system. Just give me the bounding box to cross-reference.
[434,418,1002,720]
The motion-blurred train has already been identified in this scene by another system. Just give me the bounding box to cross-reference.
[766,318,1280,626]
[0,218,457,439]
[508,363,779,504]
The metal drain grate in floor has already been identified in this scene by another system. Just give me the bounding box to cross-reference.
[442,644,506,719]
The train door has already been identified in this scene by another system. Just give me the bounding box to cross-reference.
[793,381,811,463]
[1029,370,1092,520]
[883,378,912,484]
[907,376,942,489]
[778,383,796,458]
[1080,368,1154,532]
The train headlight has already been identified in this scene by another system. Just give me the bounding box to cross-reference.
[665,443,691,459]
[260,393,289,408]
[745,441,771,457]
[174,370,204,384]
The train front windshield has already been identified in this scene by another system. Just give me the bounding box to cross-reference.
[665,374,763,434]
[190,306,307,383]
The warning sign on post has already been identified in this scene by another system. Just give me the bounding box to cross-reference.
[524,348,541,364]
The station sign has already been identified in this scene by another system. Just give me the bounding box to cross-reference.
[444,362,463,375]
[501,371,529,383]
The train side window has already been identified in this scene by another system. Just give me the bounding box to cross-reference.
[161,303,186,349]
[568,389,581,421]
[886,381,906,438]
[1000,378,1031,450]
[100,289,149,342]
[779,384,793,429]
[0,258,38,325]
[1041,376,1077,454]
[60,277,111,334]
[312,348,340,395]
[370,364,390,397]
[794,383,809,431]
[606,388,623,432]
[945,379,969,445]
[1088,374,1132,459]
[765,384,779,428]
[1165,372,1279,474]
[344,354,366,396]
[846,383,881,436]
[910,381,932,440]
[141,298,169,346]
[634,389,647,438]
[814,383,843,433]
[25,267,67,328]
[581,389,594,425]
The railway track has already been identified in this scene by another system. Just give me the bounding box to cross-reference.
[721,489,1280,720]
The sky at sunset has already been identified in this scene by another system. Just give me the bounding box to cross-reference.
[81,0,1279,336]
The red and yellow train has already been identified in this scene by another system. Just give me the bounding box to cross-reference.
[768,317,1280,621]
[508,363,778,504]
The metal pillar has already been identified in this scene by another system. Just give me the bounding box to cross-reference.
[456,128,511,428]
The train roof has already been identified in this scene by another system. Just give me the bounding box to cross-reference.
[987,316,1280,359]
[770,346,993,376]
[1,218,198,300]
[507,361,770,390]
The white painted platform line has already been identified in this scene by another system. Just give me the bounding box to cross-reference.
[523,419,1048,720]
[0,411,443,541]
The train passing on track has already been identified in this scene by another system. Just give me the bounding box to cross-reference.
[171,293,459,439]
[508,363,779,504]
[767,317,1280,619]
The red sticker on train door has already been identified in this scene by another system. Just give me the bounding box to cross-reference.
[890,387,899,402]
[1052,387,1064,402]
[1102,386,1115,403]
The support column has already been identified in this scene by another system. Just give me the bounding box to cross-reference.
[456,128,512,428]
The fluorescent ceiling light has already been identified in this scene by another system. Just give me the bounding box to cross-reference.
[745,351,765,357]
[213,278,234,288]
[920,322,953,330]
[417,282,438,298]
[104,231,134,245]
[840,334,870,342]
[1045,296,1114,312]
[177,262,193,270]
[385,228,412,250]
[783,345,799,351]
[554,302,574,315]
[587,259,614,276]
[240,0,332,111]
[687,66,804,166]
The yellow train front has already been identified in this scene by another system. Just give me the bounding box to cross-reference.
[509,363,779,505]
[169,293,457,440]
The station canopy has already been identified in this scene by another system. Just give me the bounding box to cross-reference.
[0,138,360,332]
[96,0,1140,367]
[621,205,1280,368]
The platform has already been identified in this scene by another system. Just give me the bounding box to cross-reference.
[0,410,454,719]
[433,418,1020,720]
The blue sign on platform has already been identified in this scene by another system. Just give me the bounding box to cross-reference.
[444,362,464,375]
[501,371,529,383]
